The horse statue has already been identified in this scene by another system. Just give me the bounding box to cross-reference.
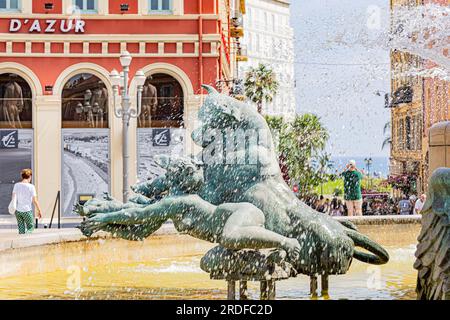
[77,85,389,278]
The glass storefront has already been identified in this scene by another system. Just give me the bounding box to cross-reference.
[137,73,185,182]
[61,74,110,215]
[0,129,33,215]
[0,73,33,215]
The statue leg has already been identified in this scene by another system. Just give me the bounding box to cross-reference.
[219,203,301,260]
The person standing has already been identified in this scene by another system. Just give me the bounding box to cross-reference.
[340,160,364,216]
[11,169,42,234]
[414,194,427,214]
[398,195,412,215]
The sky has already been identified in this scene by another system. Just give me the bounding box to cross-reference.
[291,0,391,158]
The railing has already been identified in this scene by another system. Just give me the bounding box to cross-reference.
[48,191,61,229]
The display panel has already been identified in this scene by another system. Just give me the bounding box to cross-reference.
[62,129,109,216]
[137,128,185,182]
[0,130,33,215]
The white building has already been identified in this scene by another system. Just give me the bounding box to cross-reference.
[240,0,296,118]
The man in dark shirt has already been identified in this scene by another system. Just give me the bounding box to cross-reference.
[340,160,364,216]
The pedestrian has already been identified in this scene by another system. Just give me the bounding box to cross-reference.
[323,198,331,214]
[331,198,343,216]
[409,195,417,215]
[340,160,364,216]
[398,195,412,215]
[414,194,427,214]
[10,169,42,234]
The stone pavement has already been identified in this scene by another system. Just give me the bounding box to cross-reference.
[0,220,178,253]
[0,228,84,252]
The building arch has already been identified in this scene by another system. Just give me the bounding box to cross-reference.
[0,62,43,98]
[129,62,194,99]
[54,63,114,127]
[54,63,113,98]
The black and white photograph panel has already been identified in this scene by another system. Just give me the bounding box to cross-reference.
[137,128,185,182]
[0,130,32,215]
[62,130,109,216]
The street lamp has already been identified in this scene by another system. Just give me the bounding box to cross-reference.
[110,51,147,202]
[364,157,373,190]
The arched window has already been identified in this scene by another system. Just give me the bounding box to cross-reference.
[138,73,184,128]
[0,73,33,215]
[61,73,110,216]
[0,73,32,129]
[137,73,185,182]
[62,73,109,128]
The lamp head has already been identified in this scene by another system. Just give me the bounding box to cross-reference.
[120,50,132,68]
[135,70,146,87]
[109,69,121,87]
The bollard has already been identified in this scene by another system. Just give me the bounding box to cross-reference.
[239,281,248,300]
[310,275,318,297]
[321,274,329,295]
[227,280,236,300]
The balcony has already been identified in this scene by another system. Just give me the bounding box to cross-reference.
[230,8,245,38]
[390,85,414,107]
[236,45,248,62]
[230,26,244,38]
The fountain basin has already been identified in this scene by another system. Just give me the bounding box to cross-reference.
[0,221,419,300]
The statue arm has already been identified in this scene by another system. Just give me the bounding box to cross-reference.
[79,198,176,237]
[91,199,175,226]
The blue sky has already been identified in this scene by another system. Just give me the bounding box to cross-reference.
[291,0,391,157]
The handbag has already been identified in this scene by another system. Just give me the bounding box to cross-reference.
[8,194,17,215]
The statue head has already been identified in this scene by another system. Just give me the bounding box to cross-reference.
[422,167,450,215]
[198,85,247,128]
[154,155,204,194]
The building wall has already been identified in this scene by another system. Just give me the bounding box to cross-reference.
[389,0,424,194]
[389,0,449,195]
[239,0,296,118]
[0,0,232,218]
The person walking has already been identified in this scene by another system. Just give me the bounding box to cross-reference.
[414,194,427,214]
[340,160,364,216]
[11,169,42,234]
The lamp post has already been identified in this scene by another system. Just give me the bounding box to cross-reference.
[364,157,373,190]
[110,51,147,202]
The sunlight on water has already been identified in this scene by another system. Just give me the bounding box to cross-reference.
[0,225,420,300]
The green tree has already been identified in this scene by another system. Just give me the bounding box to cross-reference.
[313,152,334,196]
[278,114,330,196]
[244,63,279,113]
[333,187,343,197]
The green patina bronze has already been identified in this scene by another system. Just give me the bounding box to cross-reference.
[415,168,450,300]
[78,85,389,277]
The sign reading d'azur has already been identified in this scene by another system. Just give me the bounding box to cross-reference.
[9,19,86,33]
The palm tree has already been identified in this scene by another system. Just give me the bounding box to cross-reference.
[280,114,330,195]
[313,152,334,196]
[244,63,279,113]
[382,121,392,150]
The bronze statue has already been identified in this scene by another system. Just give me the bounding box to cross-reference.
[415,167,450,300]
[139,79,158,128]
[78,85,389,279]
[2,80,24,129]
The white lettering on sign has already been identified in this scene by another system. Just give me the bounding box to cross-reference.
[45,20,57,33]
[8,19,86,33]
